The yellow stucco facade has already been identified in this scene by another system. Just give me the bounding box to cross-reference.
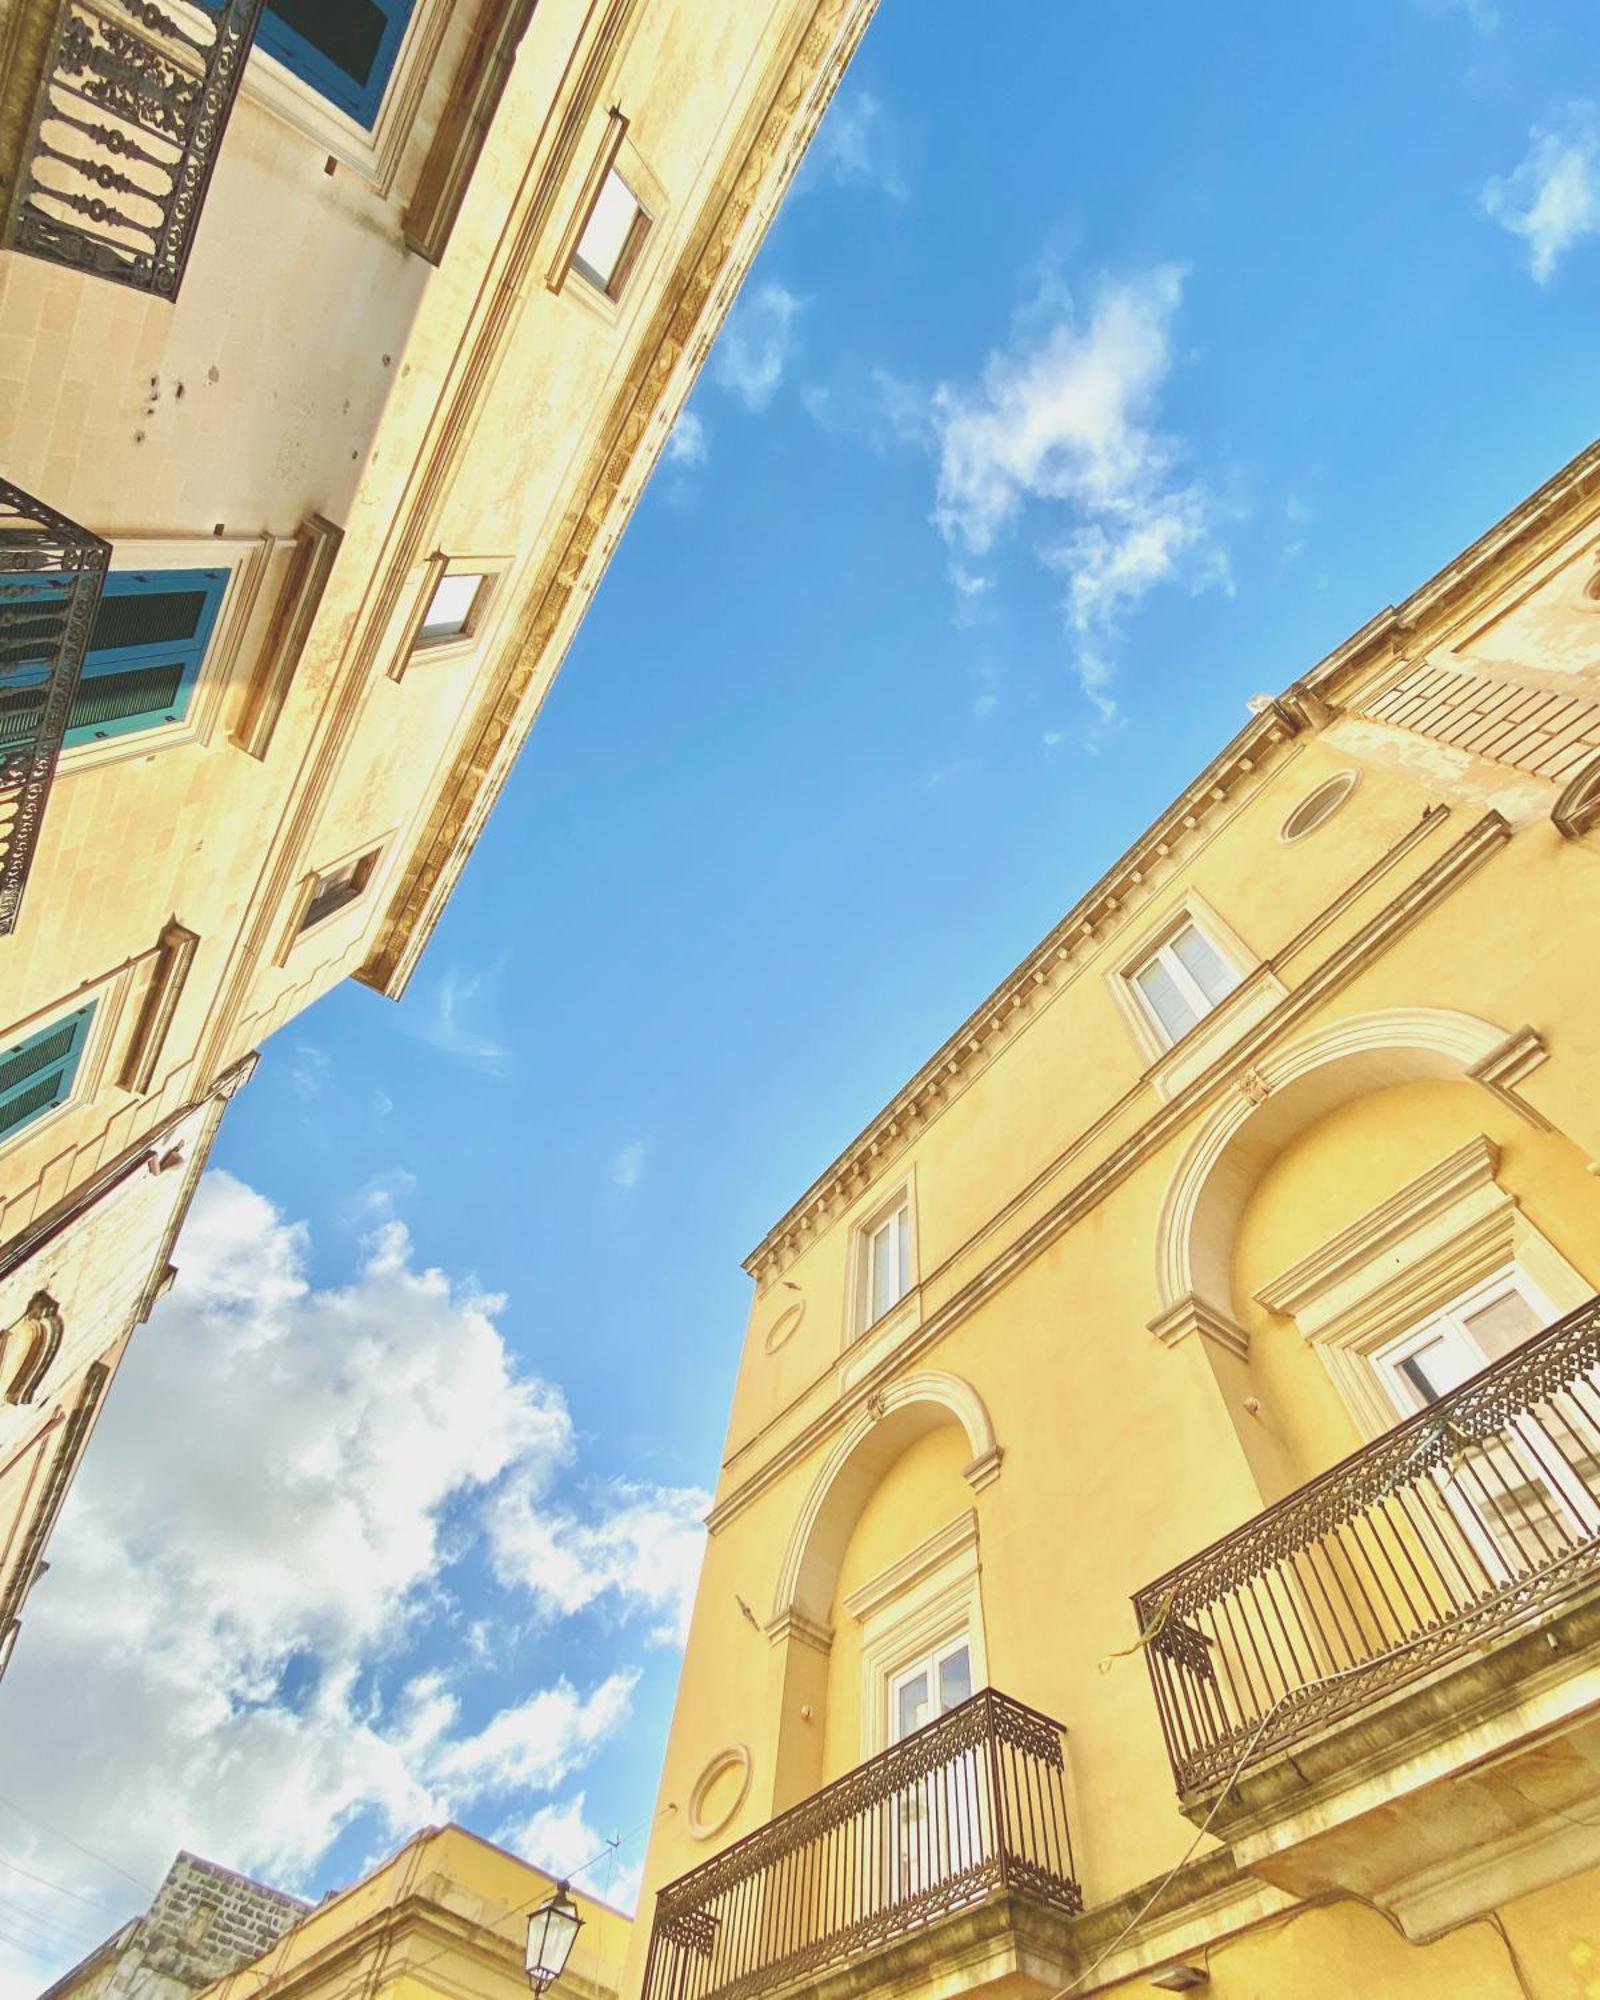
[0,0,877,1679]
[627,445,1600,1998]
[196,1826,631,2000]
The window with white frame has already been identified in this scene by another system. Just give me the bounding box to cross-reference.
[888,1633,973,1744]
[572,169,650,298]
[855,1192,914,1335]
[1126,917,1240,1046]
[1370,1270,1552,1420]
[416,570,488,647]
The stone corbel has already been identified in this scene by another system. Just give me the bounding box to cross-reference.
[766,1608,833,1655]
[963,1444,1004,1492]
[1148,1293,1251,1361]
[1552,752,1600,841]
[1467,1027,1553,1132]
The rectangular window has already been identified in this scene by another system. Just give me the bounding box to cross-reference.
[855,1192,914,1336]
[0,568,227,750]
[256,0,414,127]
[0,1004,94,1144]
[1128,918,1239,1046]
[300,849,379,934]
[417,571,487,646]
[572,169,650,298]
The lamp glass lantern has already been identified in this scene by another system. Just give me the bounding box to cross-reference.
[526,1882,583,1996]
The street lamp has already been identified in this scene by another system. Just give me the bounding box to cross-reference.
[526,1882,584,1997]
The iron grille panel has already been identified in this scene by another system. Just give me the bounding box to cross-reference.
[0,479,110,934]
[642,1690,1080,2000]
[5,0,264,297]
[1131,1293,1600,1798]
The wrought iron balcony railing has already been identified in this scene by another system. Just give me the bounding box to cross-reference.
[5,0,263,296]
[643,1690,1081,2000]
[1134,1294,1600,1799]
[0,479,110,934]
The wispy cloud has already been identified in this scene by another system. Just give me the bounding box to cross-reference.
[401,960,511,1075]
[288,1042,330,1102]
[489,1475,710,1647]
[930,263,1225,723]
[800,89,909,203]
[664,410,708,468]
[611,1140,646,1191]
[713,283,804,413]
[1483,104,1600,283]
[1415,0,1497,32]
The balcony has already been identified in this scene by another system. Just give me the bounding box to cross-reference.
[1133,1292,1600,1932]
[643,1690,1081,2000]
[4,0,263,296]
[0,479,110,934]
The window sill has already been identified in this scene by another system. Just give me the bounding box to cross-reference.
[839,1288,923,1392]
[1143,965,1288,1103]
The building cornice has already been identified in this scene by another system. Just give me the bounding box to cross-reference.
[359,0,881,997]
[708,811,1512,1532]
[741,437,1600,1282]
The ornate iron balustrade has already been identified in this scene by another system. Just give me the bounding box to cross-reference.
[1133,1294,1600,1799]
[5,0,263,296]
[0,479,110,934]
[642,1690,1080,2000]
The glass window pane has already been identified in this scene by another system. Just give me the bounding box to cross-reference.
[1134,954,1197,1042]
[1462,1288,1544,1362]
[938,1645,972,1712]
[896,1206,911,1299]
[870,1219,895,1323]
[895,1670,930,1742]
[575,172,641,289]
[420,572,484,642]
[1170,922,1236,1006]
[1400,1333,1477,1404]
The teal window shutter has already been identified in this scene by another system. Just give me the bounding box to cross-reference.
[64,568,228,747]
[257,0,416,127]
[0,1003,95,1143]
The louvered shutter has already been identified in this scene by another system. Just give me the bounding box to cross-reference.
[66,568,227,746]
[0,1004,95,1142]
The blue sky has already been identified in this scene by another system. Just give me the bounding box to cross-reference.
[3,0,1598,1983]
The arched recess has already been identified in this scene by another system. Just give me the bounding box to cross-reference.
[769,1370,999,1638]
[1151,1009,1525,1345]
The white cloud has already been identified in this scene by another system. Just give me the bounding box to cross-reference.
[929,264,1223,720]
[1415,0,1497,31]
[498,1795,644,1916]
[1483,105,1600,283]
[664,410,707,468]
[611,1140,646,1191]
[489,1475,709,1646]
[713,284,804,413]
[288,1043,330,1102]
[400,960,511,1074]
[801,89,908,202]
[0,1174,690,1996]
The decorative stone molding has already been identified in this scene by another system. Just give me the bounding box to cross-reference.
[1254,1133,1592,1438]
[1,1292,63,1405]
[963,1444,1005,1492]
[765,1608,833,1655]
[843,1511,978,1625]
[1148,1294,1250,1361]
[765,1370,999,1630]
[717,819,1516,1536]
[686,1743,753,1840]
[1466,1025,1553,1130]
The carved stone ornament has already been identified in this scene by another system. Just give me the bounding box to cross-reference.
[1553,752,1600,841]
[1236,1067,1272,1108]
[2,1292,64,1405]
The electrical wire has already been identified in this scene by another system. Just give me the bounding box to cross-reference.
[0,1789,154,1893]
[0,1852,134,1918]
